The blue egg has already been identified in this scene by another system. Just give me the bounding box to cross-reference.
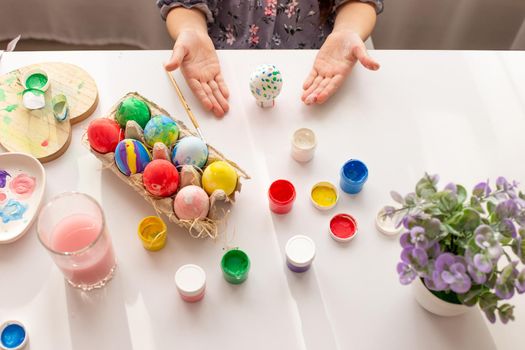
[171,136,209,169]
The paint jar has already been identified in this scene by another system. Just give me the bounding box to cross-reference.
[330,214,358,242]
[268,179,296,214]
[37,192,117,291]
[20,68,49,92]
[291,128,316,163]
[340,159,368,194]
[174,264,206,302]
[138,216,167,251]
[376,207,403,236]
[310,182,338,210]
[21,89,45,110]
[221,249,250,284]
[285,235,316,273]
[0,321,27,350]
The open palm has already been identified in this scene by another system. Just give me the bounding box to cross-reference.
[302,31,380,105]
[165,30,229,117]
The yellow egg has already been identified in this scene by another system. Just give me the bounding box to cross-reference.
[202,161,238,196]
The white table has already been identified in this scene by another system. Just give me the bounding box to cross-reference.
[1,50,525,350]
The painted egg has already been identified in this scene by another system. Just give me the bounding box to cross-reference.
[174,185,210,220]
[114,139,152,176]
[116,97,151,129]
[202,161,238,196]
[87,118,123,154]
[144,115,180,147]
[171,136,208,169]
[143,159,179,197]
[249,64,283,103]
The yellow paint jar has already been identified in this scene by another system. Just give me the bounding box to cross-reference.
[138,216,167,251]
[310,182,338,210]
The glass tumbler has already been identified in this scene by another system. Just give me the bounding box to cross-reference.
[37,192,116,291]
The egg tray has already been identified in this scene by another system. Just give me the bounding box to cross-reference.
[82,92,250,238]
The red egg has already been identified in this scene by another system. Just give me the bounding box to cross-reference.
[143,159,179,197]
[87,119,123,154]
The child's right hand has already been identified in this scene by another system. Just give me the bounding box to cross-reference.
[164,30,229,117]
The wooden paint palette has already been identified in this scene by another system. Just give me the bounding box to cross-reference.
[0,62,98,162]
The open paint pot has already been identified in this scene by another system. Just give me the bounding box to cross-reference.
[291,128,316,163]
[221,249,250,284]
[137,216,167,251]
[21,68,49,92]
[268,179,296,214]
[285,235,316,273]
[310,182,338,210]
[0,321,27,350]
[340,159,368,194]
[330,214,358,242]
[376,206,403,236]
[174,264,206,302]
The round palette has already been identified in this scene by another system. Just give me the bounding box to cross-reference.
[0,153,46,244]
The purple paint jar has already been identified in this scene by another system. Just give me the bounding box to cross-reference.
[285,235,315,273]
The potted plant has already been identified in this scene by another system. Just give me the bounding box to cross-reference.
[385,174,525,323]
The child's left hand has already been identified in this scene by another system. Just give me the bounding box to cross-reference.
[302,30,380,105]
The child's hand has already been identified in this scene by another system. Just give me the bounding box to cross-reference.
[165,30,229,117]
[301,30,379,105]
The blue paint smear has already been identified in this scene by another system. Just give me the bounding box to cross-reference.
[0,170,10,188]
[1,323,26,348]
[0,199,27,223]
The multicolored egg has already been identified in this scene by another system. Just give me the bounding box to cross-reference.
[171,136,208,169]
[249,64,283,107]
[116,97,151,129]
[114,139,152,176]
[202,161,238,196]
[174,185,210,220]
[87,118,123,154]
[144,115,180,147]
[143,159,179,197]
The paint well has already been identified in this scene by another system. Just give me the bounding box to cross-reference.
[269,179,295,203]
[311,182,338,209]
[1,322,26,349]
[330,214,358,242]
[25,73,48,90]
[342,160,368,182]
[221,249,250,284]
[292,128,316,150]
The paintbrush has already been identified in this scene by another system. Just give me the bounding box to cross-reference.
[165,70,206,144]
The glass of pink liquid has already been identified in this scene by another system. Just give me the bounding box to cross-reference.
[37,192,116,291]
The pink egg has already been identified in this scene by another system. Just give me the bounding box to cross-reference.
[174,185,210,220]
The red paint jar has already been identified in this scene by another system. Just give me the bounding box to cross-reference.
[268,179,296,214]
[330,214,358,242]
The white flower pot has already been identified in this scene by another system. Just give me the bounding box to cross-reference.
[412,278,469,317]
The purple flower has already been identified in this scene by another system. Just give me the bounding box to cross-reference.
[496,199,518,219]
[515,269,525,294]
[401,247,428,270]
[475,225,503,260]
[410,226,429,249]
[495,283,515,300]
[500,218,517,238]
[495,263,519,300]
[431,253,472,293]
[473,181,491,198]
[468,264,487,284]
[397,262,417,285]
[399,233,413,248]
[445,182,457,194]
[473,253,493,273]
[496,176,511,191]
[427,242,441,258]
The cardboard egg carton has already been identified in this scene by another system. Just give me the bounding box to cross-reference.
[82,92,249,238]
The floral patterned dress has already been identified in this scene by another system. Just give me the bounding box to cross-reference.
[156,0,383,49]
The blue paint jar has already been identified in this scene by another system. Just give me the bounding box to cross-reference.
[0,321,27,349]
[339,159,368,194]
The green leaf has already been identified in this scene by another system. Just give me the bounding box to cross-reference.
[443,223,461,237]
[479,292,498,310]
[437,191,459,213]
[470,196,485,213]
[416,176,437,199]
[457,285,484,306]
[457,185,467,204]
[487,201,496,215]
[457,208,481,232]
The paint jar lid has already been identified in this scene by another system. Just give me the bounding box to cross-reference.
[174,264,206,297]
[310,181,338,211]
[285,235,316,267]
[376,207,403,236]
[20,67,50,92]
[0,321,28,350]
[329,214,358,242]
